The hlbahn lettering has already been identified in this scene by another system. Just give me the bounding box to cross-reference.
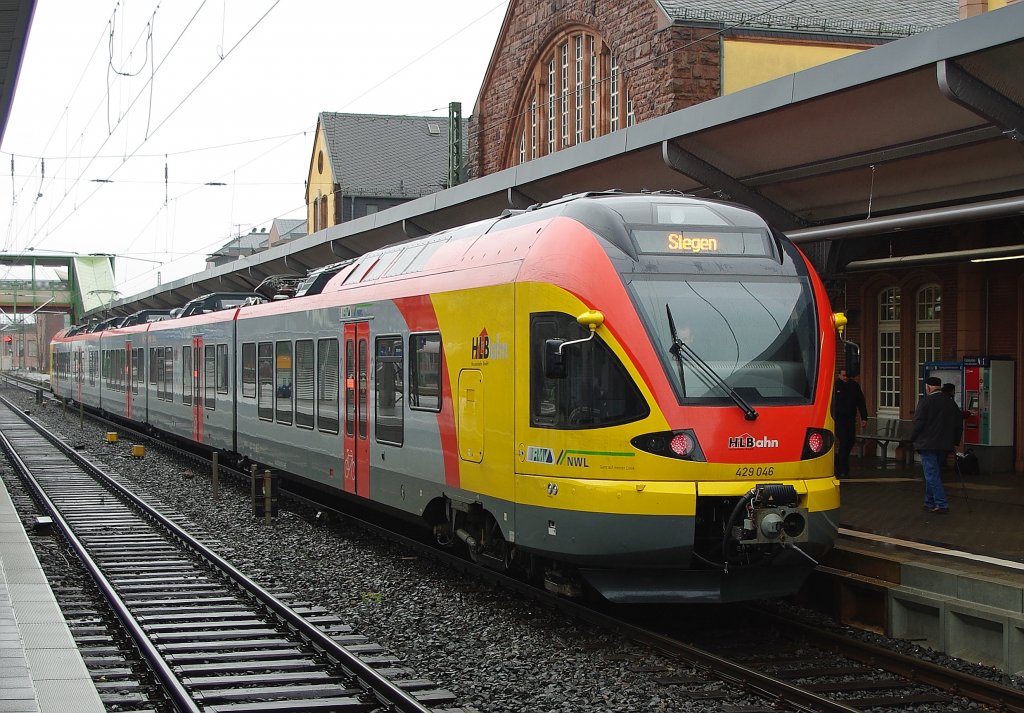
[728,434,779,449]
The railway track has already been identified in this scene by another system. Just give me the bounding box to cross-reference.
[6,376,1023,711]
[0,392,457,713]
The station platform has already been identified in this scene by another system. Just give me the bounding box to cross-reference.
[0,476,104,712]
[822,454,1024,675]
[838,455,1024,565]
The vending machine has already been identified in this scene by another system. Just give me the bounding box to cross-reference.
[962,356,1014,472]
[922,360,964,409]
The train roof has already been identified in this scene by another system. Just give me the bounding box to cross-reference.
[312,191,774,293]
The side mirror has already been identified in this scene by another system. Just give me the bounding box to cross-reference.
[844,341,861,379]
[544,339,566,379]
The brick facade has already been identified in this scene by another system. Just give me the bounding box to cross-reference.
[469,0,720,178]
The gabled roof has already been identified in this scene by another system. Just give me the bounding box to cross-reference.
[655,0,959,38]
[209,231,269,258]
[272,218,307,240]
[318,112,468,199]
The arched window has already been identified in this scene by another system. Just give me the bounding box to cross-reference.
[508,30,632,168]
[877,286,901,414]
[312,197,320,232]
[916,284,941,391]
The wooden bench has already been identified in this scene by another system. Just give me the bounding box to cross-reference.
[855,417,915,466]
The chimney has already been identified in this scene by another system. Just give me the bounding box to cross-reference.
[959,0,987,19]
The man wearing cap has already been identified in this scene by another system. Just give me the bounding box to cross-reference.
[912,376,964,514]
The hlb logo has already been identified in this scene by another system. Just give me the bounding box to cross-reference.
[728,433,779,449]
[472,329,490,359]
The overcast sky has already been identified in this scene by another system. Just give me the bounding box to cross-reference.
[0,0,508,300]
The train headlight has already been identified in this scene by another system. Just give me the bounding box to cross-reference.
[801,428,834,460]
[631,429,705,461]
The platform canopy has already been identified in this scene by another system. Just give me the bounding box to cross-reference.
[98,4,1024,319]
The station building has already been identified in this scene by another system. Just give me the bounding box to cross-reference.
[466,0,1024,472]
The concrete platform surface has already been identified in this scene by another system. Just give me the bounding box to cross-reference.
[0,476,104,713]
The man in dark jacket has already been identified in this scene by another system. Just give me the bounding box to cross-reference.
[834,369,868,478]
[912,376,964,514]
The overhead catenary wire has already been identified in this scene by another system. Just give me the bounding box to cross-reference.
[113,0,800,297]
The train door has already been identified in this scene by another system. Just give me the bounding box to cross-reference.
[192,336,204,442]
[343,322,369,497]
[125,341,133,419]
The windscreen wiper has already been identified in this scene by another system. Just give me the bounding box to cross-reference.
[666,304,758,421]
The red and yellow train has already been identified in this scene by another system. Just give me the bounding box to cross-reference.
[52,191,843,603]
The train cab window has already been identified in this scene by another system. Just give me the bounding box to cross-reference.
[258,342,273,420]
[275,341,293,425]
[409,333,442,412]
[530,312,648,429]
[182,346,191,405]
[241,343,256,398]
[317,338,340,433]
[295,339,314,429]
[204,345,216,409]
[216,344,229,394]
[375,336,403,445]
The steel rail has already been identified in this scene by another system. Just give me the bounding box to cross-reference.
[754,607,1024,713]
[0,396,200,713]
[0,393,434,713]
[282,489,858,713]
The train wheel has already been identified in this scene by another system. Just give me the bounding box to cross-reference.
[468,512,512,572]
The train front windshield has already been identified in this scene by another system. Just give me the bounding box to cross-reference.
[631,276,818,406]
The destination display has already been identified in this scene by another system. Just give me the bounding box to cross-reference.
[632,228,770,256]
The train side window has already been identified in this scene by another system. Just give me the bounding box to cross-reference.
[149,348,158,386]
[317,338,340,433]
[375,336,403,445]
[241,343,256,398]
[164,347,174,403]
[258,342,273,420]
[204,345,216,409]
[409,333,442,412]
[216,344,229,394]
[155,348,164,400]
[132,348,142,395]
[182,346,192,405]
[295,339,314,429]
[275,341,293,425]
[529,312,648,429]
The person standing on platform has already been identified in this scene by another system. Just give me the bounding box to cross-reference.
[912,376,964,514]
[834,368,868,478]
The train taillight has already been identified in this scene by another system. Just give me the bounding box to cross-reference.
[631,429,705,461]
[801,428,834,460]
[670,432,694,457]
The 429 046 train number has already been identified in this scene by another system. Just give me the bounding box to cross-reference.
[736,466,775,477]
